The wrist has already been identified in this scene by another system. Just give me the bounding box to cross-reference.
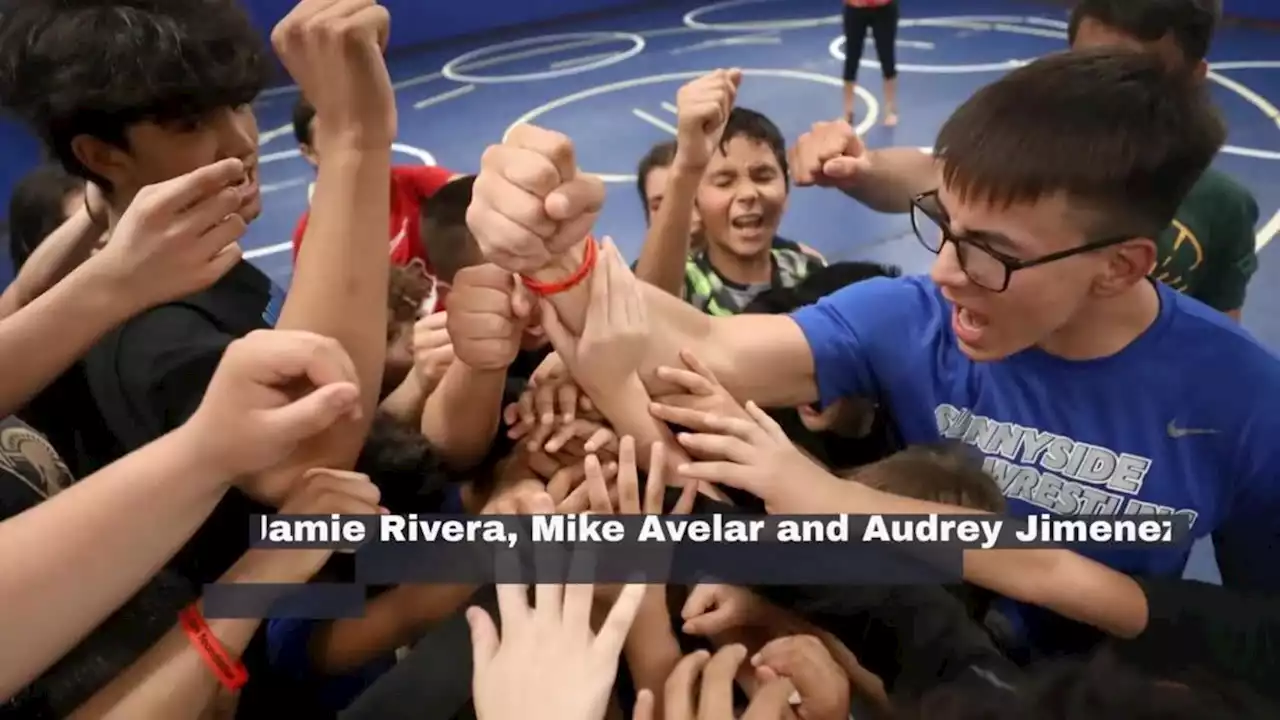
[314,129,395,157]
[528,235,591,284]
[224,549,318,586]
[671,155,708,178]
[76,255,147,318]
[166,418,241,487]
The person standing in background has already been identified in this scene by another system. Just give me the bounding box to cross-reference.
[842,0,900,127]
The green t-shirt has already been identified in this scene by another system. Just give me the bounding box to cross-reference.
[1153,169,1259,312]
[682,237,825,316]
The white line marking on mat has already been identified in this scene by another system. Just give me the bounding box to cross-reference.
[632,108,678,134]
[413,84,475,110]
[1258,208,1280,251]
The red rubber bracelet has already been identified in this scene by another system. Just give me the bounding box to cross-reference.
[179,605,249,691]
[520,236,598,295]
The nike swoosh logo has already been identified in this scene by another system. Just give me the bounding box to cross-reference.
[1167,421,1219,438]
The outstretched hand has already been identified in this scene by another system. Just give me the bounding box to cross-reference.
[650,400,844,515]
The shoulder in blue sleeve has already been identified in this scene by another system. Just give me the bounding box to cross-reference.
[788,275,946,408]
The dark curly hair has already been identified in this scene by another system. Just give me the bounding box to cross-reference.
[0,0,269,190]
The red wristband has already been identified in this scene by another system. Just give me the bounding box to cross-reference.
[179,604,249,691]
[520,235,598,296]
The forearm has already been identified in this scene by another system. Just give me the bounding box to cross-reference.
[421,362,506,469]
[633,165,701,295]
[68,555,274,719]
[836,482,1147,637]
[0,262,138,417]
[0,208,102,319]
[841,148,937,214]
[0,426,229,698]
[965,548,1148,639]
[537,239,807,406]
[379,373,427,427]
[278,148,391,468]
[309,583,477,673]
[587,374,687,471]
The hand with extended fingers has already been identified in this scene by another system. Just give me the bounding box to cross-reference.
[559,438,697,518]
[752,636,851,720]
[649,399,845,515]
[505,381,608,454]
[467,510,648,720]
[650,349,752,423]
[540,237,650,398]
[633,645,798,720]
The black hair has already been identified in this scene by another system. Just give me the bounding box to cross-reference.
[719,107,790,189]
[744,261,901,314]
[1069,0,1220,64]
[420,174,482,284]
[936,49,1224,240]
[0,0,269,190]
[636,140,679,221]
[7,162,84,270]
[354,412,456,512]
[292,97,316,147]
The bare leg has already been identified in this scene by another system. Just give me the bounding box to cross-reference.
[882,76,898,127]
[843,82,856,124]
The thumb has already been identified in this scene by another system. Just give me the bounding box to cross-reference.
[545,175,604,222]
[822,155,871,180]
[510,283,535,320]
[465,606,500,668]
[727,67,743,88]
[257,382,360,444]
[537,299,577,363]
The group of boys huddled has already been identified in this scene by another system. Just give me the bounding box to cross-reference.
[0,0,1276,718]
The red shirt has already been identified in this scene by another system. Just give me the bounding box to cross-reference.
[291,164,455,270]
[845,0,893,7]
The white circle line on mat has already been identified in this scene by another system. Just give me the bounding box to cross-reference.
[441,32,646,84]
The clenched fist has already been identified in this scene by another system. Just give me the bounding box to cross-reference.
[790,120,871,189]
[467,125,604,274]
[271,0,396,152]
[446,264,533,371]
[673,69,743,172]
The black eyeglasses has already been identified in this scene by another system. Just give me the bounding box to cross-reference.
[909,190,1135,292]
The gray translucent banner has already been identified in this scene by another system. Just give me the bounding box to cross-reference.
[202,583,366,619]
[248,512,1190,585]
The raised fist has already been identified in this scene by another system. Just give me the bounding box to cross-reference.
[271,0,396,151]
[446,264,532,371]
[673,69,743,172]
[467,125,604,274]
[790,120,871,189]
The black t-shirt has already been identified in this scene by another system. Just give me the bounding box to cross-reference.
[16,367,116,480]
[82,260,275,585]
[0,417,195,719]
[768,405,902,472]
[77,261,323,717]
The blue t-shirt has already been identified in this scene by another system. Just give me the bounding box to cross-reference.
[791,276,1280,642]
